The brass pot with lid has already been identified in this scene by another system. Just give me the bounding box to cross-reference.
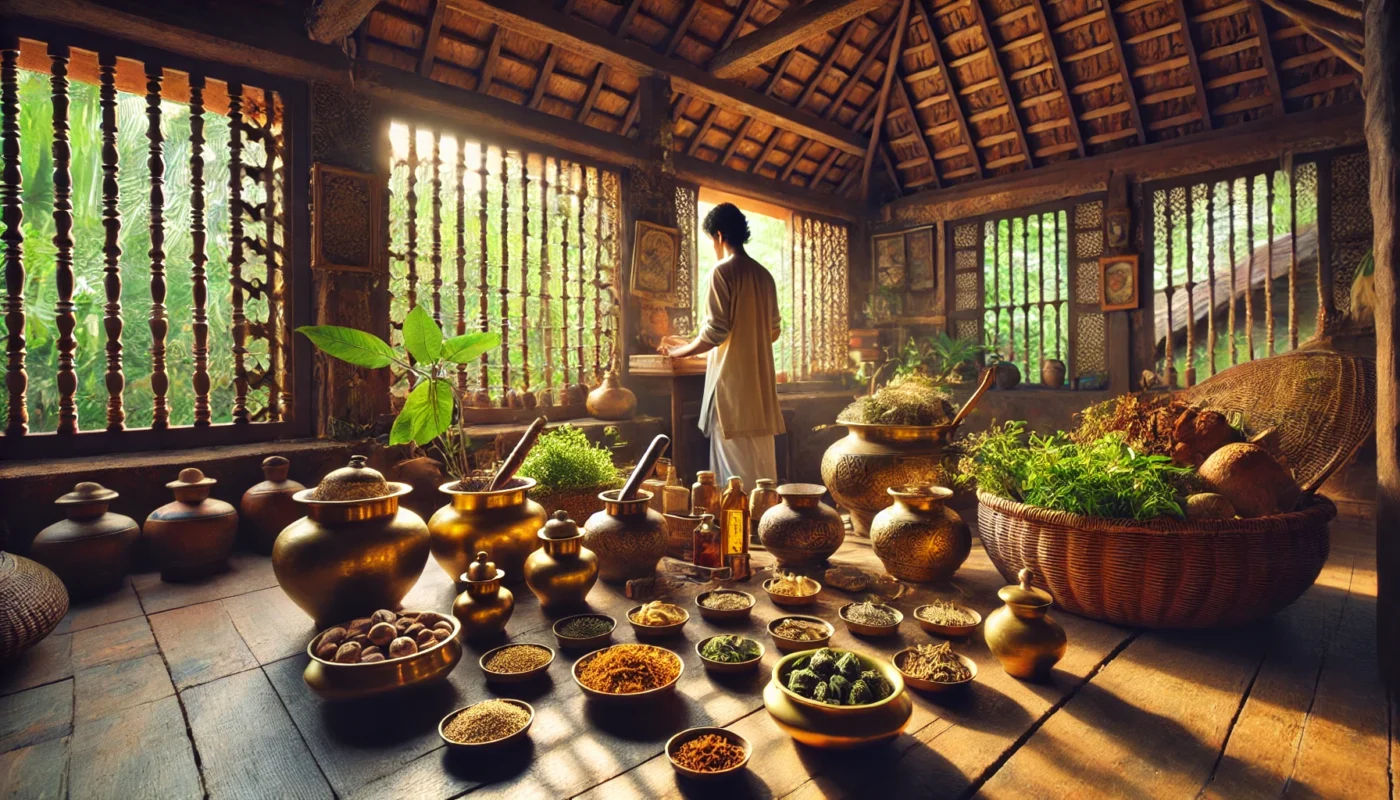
[451,550,515,640]
[144,468,239,582]
[32,482,139,599]
[241,456,306,555]
[524,510,599,610]
[985,567,1067,680]
[757,484,844,567]
[272,455,431,629]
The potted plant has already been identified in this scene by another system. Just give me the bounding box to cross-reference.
[516,424,623,523]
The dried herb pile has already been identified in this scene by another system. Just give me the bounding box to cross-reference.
[577,645,679,694]
[837,374,956,426]
[785,648,892,706]
[672,734,746,772]
[1071,393,1188,456]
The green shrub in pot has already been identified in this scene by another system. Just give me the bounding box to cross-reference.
[517,425,623,522]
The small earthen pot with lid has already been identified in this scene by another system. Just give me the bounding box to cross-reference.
[32,482,139,598]
[272,456,430,629]
[240,456,306,555]
[144,469,239,582]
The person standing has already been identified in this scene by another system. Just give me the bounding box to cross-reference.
[658,203,785,485]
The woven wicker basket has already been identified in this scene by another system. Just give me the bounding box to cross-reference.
[1,551,70,661]
[530,486,611,526]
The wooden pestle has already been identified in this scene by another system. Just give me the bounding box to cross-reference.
[488,416,548,492]
[620,434,671,501]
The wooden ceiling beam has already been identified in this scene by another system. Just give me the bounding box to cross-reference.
[1028,0,1084,158]
[1124,22,1182,45]
[710,0,887,79]
[1191,0,1251,23]
[1101,2,1148,145]
[614,0,645,36]
[915,0,983,178]
[666,1,703,57]
[719,49,800,166]
[444,0,869,156]
[307,0,380,44]
[478,24,504,94]
[1257,0,1364,41]
[418,0,448,77]
[577,63,609,122]
[1169,0,1212,130]
[888,73,941,188]
[1054,9,1105,34]
[860,0,910,199]
[1133,55,1189,77]
[794,18,861,110]
[1204,66,1267,89]
[821,17,897,121]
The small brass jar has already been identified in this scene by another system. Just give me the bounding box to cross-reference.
[583,489,668,583]
[524,511,599,610]
[757,484,844,567]
[272,456,431,629]
[985,568,1067,680]
[428,477,546,586]
[452,551,515,640]
[144,469,238,582]
[585,370,637,420]
[869,485,971,583]
[240,456,306,555]
[32,482,139,599]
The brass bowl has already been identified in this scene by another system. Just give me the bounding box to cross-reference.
[478,643,555,684]
[572,644,684,702]
[437,699,534,750]
[762,578,821,608]
[302,614,463,701]
[626,605,690,639]
[695,590,756,622]
[696,636,764,675]
[837,603,904,637]
[894,647,977,694]
[913,604,983,638]
[666,727,752,780]
[764,648,912,748]
[767,615,834,654]
[553,614,617,650]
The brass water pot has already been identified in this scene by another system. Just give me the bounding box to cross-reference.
[583,489,668,582]
[585,370,637,420]
[32,482,139,598]
[985,568,1067,680]
[272,456,431,629]
[144,469,238,582]
[452,551,515,640]
[240,456,305,555]
[524,511,599,610]
[757,484,844,567]
[428,477,546,586]
[869,485,971,583]
[820,423,960,536]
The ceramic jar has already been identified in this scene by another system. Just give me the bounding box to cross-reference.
[144,469,238,582]
[1041,358,1067,388]
[272,456,431,629]
[240,456,305,555]
[985,567,1067,680]
[869,485,971,583]
[820,423,961,536]
[586,370,637,420]
[583,489,668,582]
[32,482,139,598]
[451,550,515,640]
[524,511,599,610]
[749,478,780,545]
[992,361,1022,390]
[428,477,546,586]
[757,484,844,567]
[0,551,69,661]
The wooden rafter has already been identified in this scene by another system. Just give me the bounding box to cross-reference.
[860,0,911,198]
[721,49,800,166]
[307,0,380,43]
[710,0,887,79]
[577,63,609,122]
[613,0,645,36]
[888,74,940,188]
[525,0,578,110]
[1028,0,1085,157]
[1101,0,1149,145]
[1169,0,1213,130]
[913,0,983,179]
[478,24,504,95]
[966,0,1034,168]
[794,18,862,111]
[418,0,447,77]
[666,0,703,57]
[1248,1,1287,116]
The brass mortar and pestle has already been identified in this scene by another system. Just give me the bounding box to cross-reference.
[582,434,671,583]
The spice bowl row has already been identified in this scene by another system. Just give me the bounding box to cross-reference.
[478,643,555,683]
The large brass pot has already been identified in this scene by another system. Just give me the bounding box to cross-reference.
[524,511,599,610]
[272,456,431,629]
[32,482,139,599]
[757,484,844,567]
[586,370,637,420]
[869,485,971,582]
[428,478,546,586]
[240,456,305,555]
[583,489,667,583]
[820,423,959,536]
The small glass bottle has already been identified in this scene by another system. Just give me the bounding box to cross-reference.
[662,463,690,514]
[691,512,723,568]
[691,471,721,516]
[749,478,780,547]
[720,477,749,558]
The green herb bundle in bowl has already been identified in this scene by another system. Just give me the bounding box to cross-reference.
[517,425,622,522]
[697,635,764,674]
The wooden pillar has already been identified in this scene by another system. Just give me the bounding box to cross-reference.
[1367,0,1399,688]
[622,75,679,366]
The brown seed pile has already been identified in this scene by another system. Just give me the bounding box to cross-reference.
[700,592,752,611]
[901,642,972,682]
[577,645,679,694]
[672,734,746,773]
[313,610,453,664]
[484,645,551,674]
[772,618,828,641]
[442,700,530,744]
[915,600,978,627]
[843,601,898,626]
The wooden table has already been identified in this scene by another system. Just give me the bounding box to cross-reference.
[628,355,707,479]
[0,515,1390,800]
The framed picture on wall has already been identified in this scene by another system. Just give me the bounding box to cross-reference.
[311,163,381,273]
[630,221,680,304]
[906,226,936,291]
[1100,254,1139,311]
[872,231,908,290]
[1106,209,1130,250]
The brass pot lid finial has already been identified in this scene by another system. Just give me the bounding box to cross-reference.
[57,481,118,506]
[309,455,393,502]
[466,550,497,582]
[541,509,580,540]
[999,567,1053,608]
[261,455,291,482]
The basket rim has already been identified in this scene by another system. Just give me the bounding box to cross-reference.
[975,490,1336,534]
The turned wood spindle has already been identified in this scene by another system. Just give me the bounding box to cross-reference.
[430,129,443,329]
[1244,178,1255,361]
[1288,165,1299,351]
[541,157,554,402]
[1,37,25,437]
[146,63,169,430]
[1184,188,1197,387]
[521,153,532,396]
[99,53,123,432]
[262,88,286,422]
[405,124,419,319]
[229,81,250,424]
[190,75,211,426]
[454,134,467,391]
[476,140,489,399]
[1264,172,1276,358]
[575,163,587,386]
[499,148,511,395]
[590,168,603,382]
[51,43,76,434]
[1227,181,1239,366]
[559,160,571,393]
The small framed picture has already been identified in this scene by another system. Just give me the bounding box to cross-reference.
[905,226,936,291]
[1106,209,1130,250]
[630,221,680,304]
[1100,254,1139,311]
[311,163,381,273]
[871,231,908,291]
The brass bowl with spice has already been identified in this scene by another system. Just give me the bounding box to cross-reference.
[572,643,684,702]
[552,613,616,650]
[837,601,904,637]
[302,610,463,701]
[478,643,555,683]
[762,575,821,608]
[438,698,534,750]
[695,590,756,622]
[626,602,690,639]
[666,727,752,781]
[913,600,983,638]
[894,643,977,694]
[767,615,834,654]
[696,635,765,675]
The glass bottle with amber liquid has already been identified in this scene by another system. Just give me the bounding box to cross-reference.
[691,471,721,516]
[692,513,723,568]
[749,478,779,547]
[720,477,749,559]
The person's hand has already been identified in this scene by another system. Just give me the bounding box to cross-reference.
[656,343,673,357]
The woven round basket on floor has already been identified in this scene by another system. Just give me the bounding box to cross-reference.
[0,551,70,661]
[977,492,1335,629]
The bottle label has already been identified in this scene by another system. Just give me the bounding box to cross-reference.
[724,510,746,556]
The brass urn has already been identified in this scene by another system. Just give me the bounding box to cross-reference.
[585,370,637,420]
[985,568,1067,680]
[757,484,844,567]
[32,482,139,598]
[524,511,599,610]
[820,423,960,536]
[582,489,668,582]
[240,456,306,555]
[869,485,971,583]
[451,550,515,640]
[144,469,238,582]
[428,477,547,586]
[272,456,431,629]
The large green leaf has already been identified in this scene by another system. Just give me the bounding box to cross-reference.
[296,325,396,369]
[389,377,455,446]
[442,332,502,365]
[403,306,443,364]
[389,404,417,446]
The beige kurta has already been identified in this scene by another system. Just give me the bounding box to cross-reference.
[698,254,786,441]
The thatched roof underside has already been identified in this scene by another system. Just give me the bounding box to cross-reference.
[358,0,1360,201]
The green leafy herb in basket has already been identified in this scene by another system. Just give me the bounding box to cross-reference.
[959,421,1198,520]
[517,425,622,492]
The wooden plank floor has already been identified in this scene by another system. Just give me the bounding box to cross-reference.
[1,516,1391,800]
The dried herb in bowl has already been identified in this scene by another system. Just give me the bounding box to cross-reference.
[900,642,971,682]
[772,618,829,641]
[785,647,893,706]
[915,599,977,627]
[700,591,752,611]
[577,645,680,694]
[442,700,530,744]
[483,645,551,674]
[701,635,761,663]
[557,616,613,638]
[844,601,898,627]
[673,734,746,773]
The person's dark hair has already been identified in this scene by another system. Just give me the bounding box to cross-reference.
[702,202,751,247]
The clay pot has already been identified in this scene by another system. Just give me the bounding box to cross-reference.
[451,550,515,640]
[390,456,445,526]
[1040,359,1067,389]
[757,484,844,567]
[586,370,637,420]
[992,361,1021,390]
[985,568,1067,680]
[240,456,306,555]
[0,552,68,662]
[582,489,668,582]
[524,511,599,611]
[820,423,960,536]
[144,469,238,582]
[31,482,139,598]
[869,486,970,583]
[428,478,547,586]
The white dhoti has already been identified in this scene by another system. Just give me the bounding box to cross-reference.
[708,412,777,488]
